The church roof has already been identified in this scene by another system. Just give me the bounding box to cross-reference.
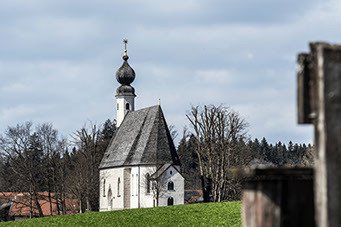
[99,105,181,169]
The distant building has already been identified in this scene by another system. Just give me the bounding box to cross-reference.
[184,190,204,204]
[0,192,79,221]
[99,42,184,211]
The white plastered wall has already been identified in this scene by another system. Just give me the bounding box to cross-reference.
[130,166,139,208]
[100,166,156,211]
[100,165,184,211]
[116,95,135,127]
[139,166,157,208]
[99,168,124,211]
[158,165,184,206]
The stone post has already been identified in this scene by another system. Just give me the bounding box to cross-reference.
[297,42,341,227]
[240,167,314,227]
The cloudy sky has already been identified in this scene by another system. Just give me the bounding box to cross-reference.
[1,0,340,145]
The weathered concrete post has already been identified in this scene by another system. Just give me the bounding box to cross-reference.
[240,167,314,227]
[297,42,341,227]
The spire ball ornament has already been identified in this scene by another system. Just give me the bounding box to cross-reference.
[123,39,128,60]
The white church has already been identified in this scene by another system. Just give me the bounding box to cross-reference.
[99,41,184,211]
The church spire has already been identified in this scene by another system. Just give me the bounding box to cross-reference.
[115,39,136,127]
[123,39,128,58]
[116,39,135,88]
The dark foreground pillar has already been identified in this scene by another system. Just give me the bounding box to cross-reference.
[298,43,341,227]
[241,168,314,227]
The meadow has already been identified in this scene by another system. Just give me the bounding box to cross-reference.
[0,201,241,227]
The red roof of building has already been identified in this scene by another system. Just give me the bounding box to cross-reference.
[184,190,204,204]
[0,192,79,217]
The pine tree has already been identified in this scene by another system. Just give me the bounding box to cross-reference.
[260,137,270,162]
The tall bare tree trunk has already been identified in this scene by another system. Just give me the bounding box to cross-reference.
[48,190,53,216]
[32,192,44,217]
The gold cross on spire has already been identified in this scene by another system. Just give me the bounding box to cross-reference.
[123,39,128,56]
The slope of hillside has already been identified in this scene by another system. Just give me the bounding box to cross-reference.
[0,201,241,227]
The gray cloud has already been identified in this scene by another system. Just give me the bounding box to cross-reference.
[1,0,338,145]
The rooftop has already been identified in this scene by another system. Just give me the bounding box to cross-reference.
[99,105,180,169]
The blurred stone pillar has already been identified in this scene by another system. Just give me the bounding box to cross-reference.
[241,167,314,227]
[298,42,341,227]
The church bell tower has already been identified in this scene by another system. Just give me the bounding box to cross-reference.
[115,40,136,127]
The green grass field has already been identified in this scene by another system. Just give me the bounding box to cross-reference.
[0,201,241,227]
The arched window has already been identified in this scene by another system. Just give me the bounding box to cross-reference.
[117,177,121,196]
[103,179,106,197]
[170,170,173,175]
[146,174,150,193]
[167,197,174,206]
[168,181,174,191]
[126,103,130,110]
[108,185,112,210]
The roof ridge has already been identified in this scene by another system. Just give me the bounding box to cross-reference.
[132,105,159,113]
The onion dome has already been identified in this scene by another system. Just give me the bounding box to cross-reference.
[116,57,135,85]
[115,39,136,96]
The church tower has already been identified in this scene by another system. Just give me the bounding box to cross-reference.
[115,40,136,127]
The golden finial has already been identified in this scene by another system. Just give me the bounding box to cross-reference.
[123,39,128,56]
[158,98,161,106]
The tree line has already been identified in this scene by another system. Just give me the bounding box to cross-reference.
[178,105,314,202]
[0,104,314,216]
[0,119,116,216]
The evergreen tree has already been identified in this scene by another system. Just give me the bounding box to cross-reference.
[260,137,270,162]
[177,133,200,190]
[102,119,117,141]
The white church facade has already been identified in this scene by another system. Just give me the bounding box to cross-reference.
[99,41,184,211]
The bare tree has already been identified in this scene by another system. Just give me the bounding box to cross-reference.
[53,138,69,215]
[66,149,87,213]
[0,122,44,217]
[36,123,59,215]
[0,119,115,215]
[0,122,70,217]
[168,125,178,141]
[186,105,249,202]
[67,119,116,212]
[71,122,100,211]
[71,120,114,211]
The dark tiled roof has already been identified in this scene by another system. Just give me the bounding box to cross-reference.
[99,105,180,169]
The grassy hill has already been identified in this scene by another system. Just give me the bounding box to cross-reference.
[0,201,241,227]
